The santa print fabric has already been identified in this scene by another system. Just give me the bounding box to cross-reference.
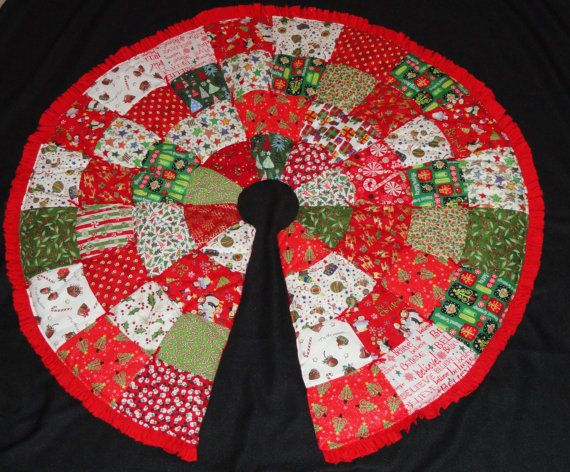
[12,12,539,465]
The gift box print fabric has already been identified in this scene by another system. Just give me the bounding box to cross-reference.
[4,5,543,465]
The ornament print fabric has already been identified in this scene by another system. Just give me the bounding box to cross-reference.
[8,8,541,465]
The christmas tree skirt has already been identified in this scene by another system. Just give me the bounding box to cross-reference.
[4,5,543,464]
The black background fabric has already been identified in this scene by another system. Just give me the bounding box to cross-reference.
[1,1,569,471]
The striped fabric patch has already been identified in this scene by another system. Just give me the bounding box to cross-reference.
[75,204,135,259]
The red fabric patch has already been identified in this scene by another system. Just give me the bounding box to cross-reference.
[330,27,407,81]
[278,222,331,275]
[234,90,310,141]
[183,203,241,248]
[333,204,412,279]
[350,82,421,138]
[82,242,148,311]
[205,16,273,60]
[79,157,137,205]
[202,141,260,188]
[307,363,408,450]
[155,252,243,329]
[425,93,510,158]
[280,142,338,189]
[118,357,212,446]
[383,247,458,317]
[123,86,190,138]
[53,95,118,154]
[339,287,409,356]
[56,316,149,406]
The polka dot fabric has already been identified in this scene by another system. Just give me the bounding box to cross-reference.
[5,5,543,466]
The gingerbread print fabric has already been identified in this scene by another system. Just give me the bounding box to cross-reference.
[9,9,540,465]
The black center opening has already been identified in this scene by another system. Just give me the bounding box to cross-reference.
[237,180,299,233]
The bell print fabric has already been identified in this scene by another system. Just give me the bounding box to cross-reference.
[295,168,355,207]
[297,319,373,387]
[27,264,105,350]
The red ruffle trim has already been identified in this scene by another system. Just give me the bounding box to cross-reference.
[3,4,544,464]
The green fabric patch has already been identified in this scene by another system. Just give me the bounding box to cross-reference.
[271,54,325,97]
[407,159,468,207]
[462,208,528,283]
[20,207,80,279]
[184,167,242,205]
[296,206,353,248]
[157,312,230,381]
[251,133,294,179]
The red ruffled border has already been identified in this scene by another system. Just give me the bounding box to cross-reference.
[3,4,544,465]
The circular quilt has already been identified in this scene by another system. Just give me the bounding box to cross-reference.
[4,5,543,464]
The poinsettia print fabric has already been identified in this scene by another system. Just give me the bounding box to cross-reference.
[12,10,539,465]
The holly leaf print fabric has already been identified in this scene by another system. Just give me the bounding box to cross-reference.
[27,264,105,350]
[295,168,355,206]
[297,319,373,387]
[296,205,354,249]
[133,202,195,277]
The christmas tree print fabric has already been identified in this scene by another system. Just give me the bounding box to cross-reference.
[7,7,541,465]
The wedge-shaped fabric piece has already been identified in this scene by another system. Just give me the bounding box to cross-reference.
[184,167,242,205]
[296,205,353,248]
[201,221,256,274]
[295,168,355,206]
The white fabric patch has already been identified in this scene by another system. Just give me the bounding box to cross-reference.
[221,50,273,99]
[295,168,356,206]
[201,220,256,274]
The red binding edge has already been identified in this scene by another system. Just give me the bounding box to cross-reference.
[3,4,544,464]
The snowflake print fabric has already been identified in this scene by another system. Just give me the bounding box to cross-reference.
[6,6,542,466]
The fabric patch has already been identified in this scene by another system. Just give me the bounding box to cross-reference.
[384,115,454,167]
[85,54,165,114]
[201,221,256,274]
[383,248,457,317]
[251,132,294,179]
[235,90,309,140]
[94,118,159,168]
[463,147,528,212]
[170,63,231,114]
[53,95,118,154]
[297,319,373,387]
[118,358,212,446]
[75,204,135,259]
[301,102,379,162]
[407,159,468,207]
[431,268,515,353]
[222,50,273,99]
[79,157,136,206]
[123,85,190,139]
[280,141,337,188]
[316,63,377,113]
[201,141,260,188]
[333,204,412,279]
[330,26,406,80]
[57,316,149,407]
[278,222,331,275]
[133,202,195,277]
[387,54,467,112]
[206,16,274,60]
[406,206,469,262]
[27,263,105,351]
[108,282,182,354]
[307,364,408,451]
[20,207,79,279]
[272,16,342,60]
[462,208,528,283]
[426,93,510,158]
[295,168,355,207]
[350,82,422,138]
[157,312,230,381]
[271,54,325,97]
[286,253,376,330]
[82,242,148,311]
[342,153,411,206]
[132,142,200,204]
[380,322,477,412]
[155,251,243,328]
[184,167,243,205]
[165,101,246,161]
[183,203,241,248]
[22,143,89,210]
[142,27,216,82]
[296,205,353,249]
